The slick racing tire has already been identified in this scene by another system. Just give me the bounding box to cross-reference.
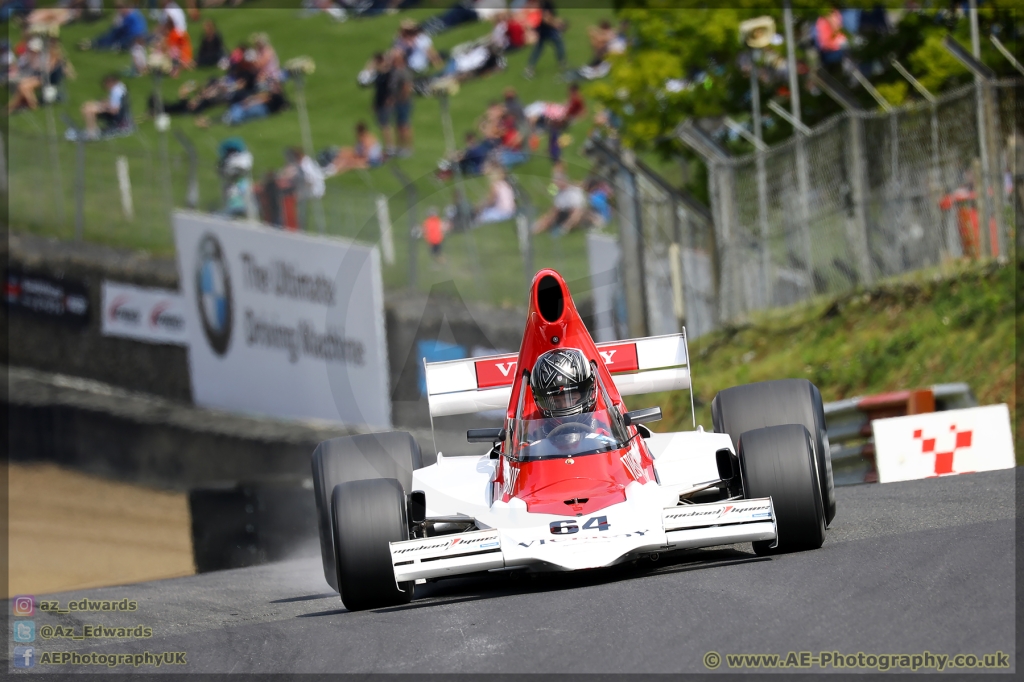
[711,379,836,526]
[331,477,414,611]
[311,432,422,592]
[739,424,826,555]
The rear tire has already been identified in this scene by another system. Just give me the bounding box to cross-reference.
[711,379,836,526]
[331,478,414,611]
[738,424,826,554]
[311,432,422,591]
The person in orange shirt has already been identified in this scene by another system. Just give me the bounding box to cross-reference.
[163,17,194,74]
[422,207,448,264]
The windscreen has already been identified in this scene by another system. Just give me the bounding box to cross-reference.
[513,409,632,461]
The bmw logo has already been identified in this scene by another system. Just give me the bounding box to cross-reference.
[195,233,233,355]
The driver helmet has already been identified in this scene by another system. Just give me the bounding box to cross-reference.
[530,348,597,418]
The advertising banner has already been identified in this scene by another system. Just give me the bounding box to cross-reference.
[101,282,188,345]
[872,404,1015,483]
[174,212,391,429]
[4,268,89,327]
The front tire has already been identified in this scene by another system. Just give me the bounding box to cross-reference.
[331,477,414,611]
[711,379,835,526]
[738,424,826,554]
[311,432,422,591]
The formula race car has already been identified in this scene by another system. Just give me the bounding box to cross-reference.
[312,270,836,610]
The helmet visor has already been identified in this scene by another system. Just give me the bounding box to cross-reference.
[535,385,591,416]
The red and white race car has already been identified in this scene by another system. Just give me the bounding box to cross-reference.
[312,270,836,611]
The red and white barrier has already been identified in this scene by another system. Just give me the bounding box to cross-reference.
[871,404,1015,483]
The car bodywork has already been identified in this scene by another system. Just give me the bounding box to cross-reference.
[392,270,777,582]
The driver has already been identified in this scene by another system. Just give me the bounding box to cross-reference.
[527,348,610,447]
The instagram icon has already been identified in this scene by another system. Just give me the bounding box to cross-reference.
[12,595,35,617]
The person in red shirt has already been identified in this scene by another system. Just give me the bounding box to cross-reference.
[815,6,847,66]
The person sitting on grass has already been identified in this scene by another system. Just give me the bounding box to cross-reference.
[79,2,147,52]
[322,121,384,176]
[196,19,225,68]
[251,32,281,87]
[222,80,288,126]
[78,73,131,140]
[155,77,225,117]
[496,112,528,167]
[532,172,587,235]
[8,36,72,114]
[474,164,517,225]
[127,35,149,76]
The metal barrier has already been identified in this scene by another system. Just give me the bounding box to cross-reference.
[824,383,977,484]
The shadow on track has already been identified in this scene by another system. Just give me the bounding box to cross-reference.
[270,593,337,604]
[369,547,770,614]
[290,548,770,617]
[296,607,349,618]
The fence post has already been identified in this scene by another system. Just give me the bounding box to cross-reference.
[508,174,534,290]
[974,156,989,255]
[847,113,873,284]
[0,131,7,194]
[74,136,85,241]
[794,134,814,289]
[44,107,66,229]
[983,81,1008,257]
[173,130,199,209]
[407,184,419,291]
[975,80,995,257]
[882,109,902,276]
[614,147,649,338]
[719,161,743,321]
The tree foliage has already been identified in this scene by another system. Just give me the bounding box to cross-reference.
[591,2,1021,156]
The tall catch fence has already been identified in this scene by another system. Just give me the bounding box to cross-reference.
[703,79,1021,325]
[3,122,601,309]
[585,137,719,341]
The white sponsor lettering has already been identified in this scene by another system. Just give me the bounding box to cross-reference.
[496,361,517,377]
[598,349,618,364]
[175,212,391,429]
[620,446,647,482]
[517,529,649,548]
[501,457,520,498]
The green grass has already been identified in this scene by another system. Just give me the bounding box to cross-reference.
[5,3,616,307]
[4,3,614,307]
[640,259,1020,463]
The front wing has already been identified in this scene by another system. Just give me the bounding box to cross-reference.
[390,497,777,583]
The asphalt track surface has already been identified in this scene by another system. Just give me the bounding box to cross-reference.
[9,468,1018,675]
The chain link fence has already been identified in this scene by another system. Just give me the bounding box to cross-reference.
[707,79,1020,325]
[4,122,604,309]
[585,137,719,341]
[585,79,1018,341]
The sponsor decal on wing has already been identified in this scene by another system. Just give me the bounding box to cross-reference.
[662,499,774,531]
[391,531,501,563]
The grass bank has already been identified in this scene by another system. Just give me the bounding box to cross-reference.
[646,260,1019,463]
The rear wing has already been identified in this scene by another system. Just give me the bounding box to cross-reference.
[424,331,696,427]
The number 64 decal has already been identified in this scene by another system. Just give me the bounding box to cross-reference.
[549,516,611,535]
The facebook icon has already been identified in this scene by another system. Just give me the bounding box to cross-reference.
[13,646,35,669]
